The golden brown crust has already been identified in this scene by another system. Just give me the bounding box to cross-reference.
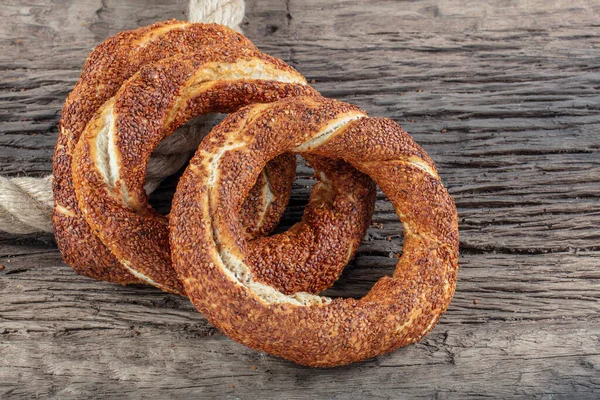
[170,96,459,367]
[52,21,304,286]
[72,48,376,295]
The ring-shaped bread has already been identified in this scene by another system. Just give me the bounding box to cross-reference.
[170,96,459,367]
[72,50,376,295]
[53,21,304,285]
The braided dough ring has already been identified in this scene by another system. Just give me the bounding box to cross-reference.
[72,50,376,295]
[170,96,459,367]
[53,21,301,285]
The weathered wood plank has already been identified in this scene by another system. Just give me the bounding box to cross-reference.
[1,0,599,398]
[2,320,599,399]
[1,249,599,398]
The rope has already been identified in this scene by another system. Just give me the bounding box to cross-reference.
[0,0,246,234]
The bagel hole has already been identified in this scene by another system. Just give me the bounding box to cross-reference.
[147,168,184,215]
[147,114,226,215]
[321,188,404,299]
[267,156,405,300]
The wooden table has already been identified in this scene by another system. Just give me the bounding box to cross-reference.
[1,0,599,398]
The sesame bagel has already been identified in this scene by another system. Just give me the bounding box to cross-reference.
[170,96,459,367]
[53,21,308,286]
[71,49,376,295]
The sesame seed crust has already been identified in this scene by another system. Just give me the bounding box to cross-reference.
[71,47,376,294]
[170,96,459,367]
[52,21,316,287]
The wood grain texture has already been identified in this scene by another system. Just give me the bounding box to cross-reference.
[1,0,599,398]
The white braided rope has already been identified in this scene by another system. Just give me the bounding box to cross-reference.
[188,0,245,32]
[0,176,54,234]
[0,0,245,234]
